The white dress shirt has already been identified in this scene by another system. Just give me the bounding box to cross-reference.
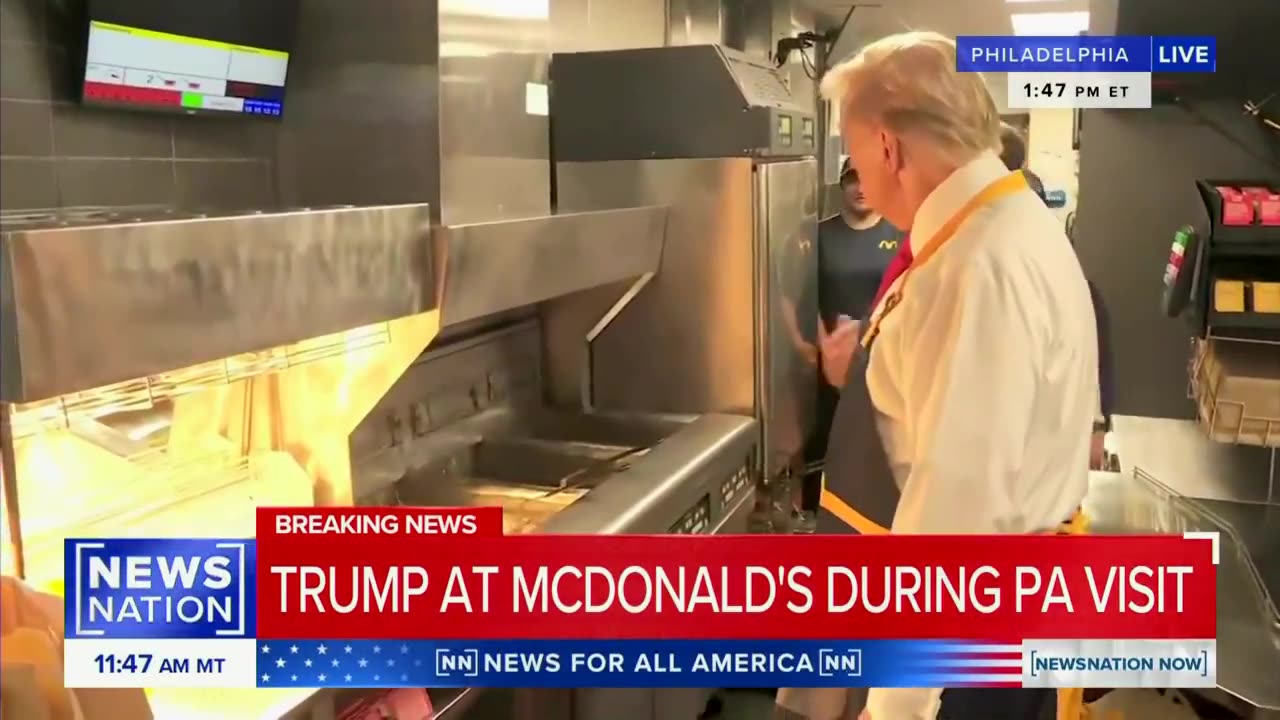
[863,152,1098,720]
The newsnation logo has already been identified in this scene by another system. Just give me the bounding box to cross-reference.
[64,538,259,688]
[62,538,1218,690]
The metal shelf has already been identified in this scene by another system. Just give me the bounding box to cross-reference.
[1209,312,1280,331]
[1210,239,1280,258]
[1190,335,1280,448]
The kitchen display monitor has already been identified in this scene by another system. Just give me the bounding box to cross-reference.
[81,0,298,117]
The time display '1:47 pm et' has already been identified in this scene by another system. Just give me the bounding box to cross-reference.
[1007,72,1152,109]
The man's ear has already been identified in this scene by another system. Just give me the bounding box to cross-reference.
[879,130,903,172]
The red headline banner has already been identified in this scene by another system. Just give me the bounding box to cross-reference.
[255,508,1217,641]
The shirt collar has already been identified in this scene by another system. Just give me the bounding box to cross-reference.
[909,151,1009,257]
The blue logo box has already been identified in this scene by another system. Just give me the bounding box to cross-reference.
[65,538,256,640]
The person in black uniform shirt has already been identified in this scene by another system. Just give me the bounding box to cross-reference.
[794,160,904,530]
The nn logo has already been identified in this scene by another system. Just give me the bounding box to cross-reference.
[66,538,256,639]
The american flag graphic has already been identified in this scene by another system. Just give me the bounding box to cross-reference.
[911,642,1025,687]
[257,640,439,688]
[255,639,1036,689]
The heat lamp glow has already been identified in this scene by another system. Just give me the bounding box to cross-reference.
[439,0,549,19]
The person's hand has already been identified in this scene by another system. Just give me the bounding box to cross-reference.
[858,710,872,720]
[818,316,861,389]
[1089,429,1107,470]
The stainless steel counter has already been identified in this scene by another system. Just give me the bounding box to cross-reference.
[1085,470,1280,710]
[1111,415,1278,504]
[1193,499,1280,623]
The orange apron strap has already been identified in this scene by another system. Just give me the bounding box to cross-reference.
[861,171,1029,350]
[1057,687,1087,720]
[819,491,1094,718]
[818,479,890,535]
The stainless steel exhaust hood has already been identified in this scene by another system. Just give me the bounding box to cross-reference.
[433,206,666,327]
[0,204,435,403]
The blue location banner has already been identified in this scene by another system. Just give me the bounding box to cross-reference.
[957,36,1216,73]
[65,538,256,640]
[255,639,1024,689]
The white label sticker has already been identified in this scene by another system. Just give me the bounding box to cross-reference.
[525,82,548,116]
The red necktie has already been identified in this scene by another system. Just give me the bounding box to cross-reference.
[871,234,913,312]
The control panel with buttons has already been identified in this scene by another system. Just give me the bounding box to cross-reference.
[719,458,752,509]
[669,495,712,534]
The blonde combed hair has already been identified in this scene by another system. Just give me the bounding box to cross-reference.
[821,31,1001,161]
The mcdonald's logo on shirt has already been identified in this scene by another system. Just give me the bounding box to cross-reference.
[879,240,898,250]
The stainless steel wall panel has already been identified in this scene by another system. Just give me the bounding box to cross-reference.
[667,0,725,45]
[276,0,441,211]
[552,156,817,480]
[549,45,817,161]
[539,280,637,409]
[554,158,759,419]
[756,159,819,479]
[277,0,555,226]
[551,0,667,51]
[438,5,552,224]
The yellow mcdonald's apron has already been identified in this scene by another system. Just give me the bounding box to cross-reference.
[812,171,1091,720]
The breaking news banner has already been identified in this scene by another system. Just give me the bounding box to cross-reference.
[64,508,1219,692]
[956,35,1216,110]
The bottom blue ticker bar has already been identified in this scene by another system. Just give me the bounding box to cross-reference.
[255,639,1020,689]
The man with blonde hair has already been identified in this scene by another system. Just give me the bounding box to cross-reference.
[798,31,1098,720]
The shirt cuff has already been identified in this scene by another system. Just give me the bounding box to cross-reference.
[866,687,942,720]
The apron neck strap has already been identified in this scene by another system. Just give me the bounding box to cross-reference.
[861,171,1029,350]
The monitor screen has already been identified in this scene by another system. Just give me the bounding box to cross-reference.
[81,0,299,117]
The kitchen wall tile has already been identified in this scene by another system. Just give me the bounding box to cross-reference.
[0,157,57,209]
[42,0,78,47]
[0,99,52,156]
[51,101,173,158]
[0,41,50,100]
[0,0,44,46]
[44,44,78,102]
[172,116,276,159]
[55,158,174,208]
[174,160,274,210]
